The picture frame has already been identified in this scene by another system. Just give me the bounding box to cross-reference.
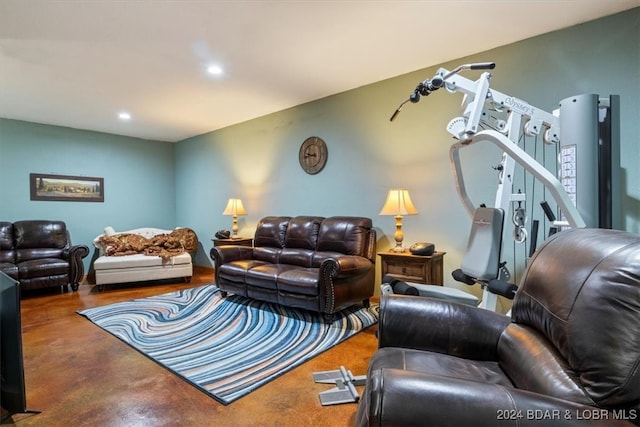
[30,173,104,202]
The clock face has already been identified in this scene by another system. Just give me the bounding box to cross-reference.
[299,136,328,174]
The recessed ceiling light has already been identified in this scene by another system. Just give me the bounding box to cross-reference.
[118,112,131,120]
[207,64,223,76]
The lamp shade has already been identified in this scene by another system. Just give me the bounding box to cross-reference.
[222,198,247,216]
[379,189,418,216]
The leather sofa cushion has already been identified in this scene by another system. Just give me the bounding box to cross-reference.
[245,264,300,290]
[0,222,14,262]
[14,220,68,262]
[18,258,69,279]
[278,268,319,296]
[279,248,314,267]
[284,216,323,250]
[0,262,18,279]
[14,220,67,249]
[253,216,290,248]
[217,259,267,281]
[0,249,15,264]
[253,247,281,264]
[316,216,372,257]
[16,247,65,263]
[369,347,513,387]
[498,324,592,405]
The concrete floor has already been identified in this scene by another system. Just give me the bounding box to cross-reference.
[2,268,378,427]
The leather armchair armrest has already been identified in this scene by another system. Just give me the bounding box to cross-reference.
[357,368,634,427]
[378,294,511,360]
[210,246,254,265]
[322,255,372,279]
[67,244,90,289]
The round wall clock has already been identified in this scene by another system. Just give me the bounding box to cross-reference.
[299,136,328,175]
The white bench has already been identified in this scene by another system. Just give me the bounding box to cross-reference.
[92,227,193,290]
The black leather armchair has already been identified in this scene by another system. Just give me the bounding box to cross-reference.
[356,228,640,426]
[0,220,89,291]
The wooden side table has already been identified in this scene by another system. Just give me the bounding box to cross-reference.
[378,251,446,285]
[212,237,253,247]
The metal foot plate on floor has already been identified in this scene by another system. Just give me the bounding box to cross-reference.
[313,366,366,406]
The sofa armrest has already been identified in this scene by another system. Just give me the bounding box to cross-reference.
[322,255,373,278]
[356,368,634,427]
[66,244,90,285]
[210,246,255,265]
[378,294,511,361]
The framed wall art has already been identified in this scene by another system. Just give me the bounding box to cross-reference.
[30,173,104,202]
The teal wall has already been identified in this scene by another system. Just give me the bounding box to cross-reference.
[175,9,639,310]
[0,119,176,268]
[1,9,638,310]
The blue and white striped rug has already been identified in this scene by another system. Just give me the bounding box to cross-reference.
[78,284,378,404]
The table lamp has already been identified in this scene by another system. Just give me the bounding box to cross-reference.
[222,198,247,239]
[379,189,418,252]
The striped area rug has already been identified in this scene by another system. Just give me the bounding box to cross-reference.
[77,284,378,404]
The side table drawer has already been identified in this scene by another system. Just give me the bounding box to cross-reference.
[384,258,428,283]
[378,252,445,285]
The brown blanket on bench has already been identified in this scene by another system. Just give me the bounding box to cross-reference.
[98,228,198,260]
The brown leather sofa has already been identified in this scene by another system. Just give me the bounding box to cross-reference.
[0,220,89,292]
[356,228,640,426]
[210,216,376,320]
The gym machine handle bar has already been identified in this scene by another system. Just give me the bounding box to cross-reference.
[389,62,496,122]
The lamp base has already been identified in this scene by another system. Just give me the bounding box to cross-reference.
[392,215,406,253]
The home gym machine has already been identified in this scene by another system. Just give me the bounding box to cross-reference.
[389,61,620,312]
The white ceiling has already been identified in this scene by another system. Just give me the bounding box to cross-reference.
[1,1,637,142]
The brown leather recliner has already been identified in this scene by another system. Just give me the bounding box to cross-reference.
[356,228,640,426]
[0,220,89,292]
[210,216,376,320]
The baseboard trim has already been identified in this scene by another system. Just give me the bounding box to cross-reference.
[194,265,214,275]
